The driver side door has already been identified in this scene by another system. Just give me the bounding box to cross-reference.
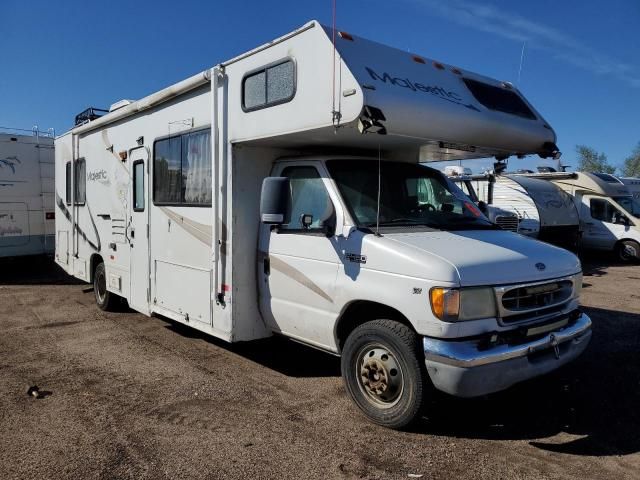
[258,163,341,349]
[582,196,619,249]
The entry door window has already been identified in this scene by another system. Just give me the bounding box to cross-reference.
[133,161,145,211]
[280,166,334,232]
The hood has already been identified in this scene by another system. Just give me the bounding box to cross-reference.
[385,230,580,287]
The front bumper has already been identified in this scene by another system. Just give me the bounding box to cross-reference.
[423,313,592,397]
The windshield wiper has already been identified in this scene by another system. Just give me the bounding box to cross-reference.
[363,219,439,228]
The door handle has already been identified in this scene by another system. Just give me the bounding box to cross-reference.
[130,229,135,239]
[263,258,270,276]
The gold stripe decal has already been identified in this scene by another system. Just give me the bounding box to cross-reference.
[159,207,212,246]
[268,255,333,303]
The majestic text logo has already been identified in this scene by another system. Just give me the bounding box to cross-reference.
[87,169,108,182]
[365,67,480,112]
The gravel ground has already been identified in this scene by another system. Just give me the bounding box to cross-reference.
[0,254,639,479]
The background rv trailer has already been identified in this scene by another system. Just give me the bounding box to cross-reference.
[55,20,590,428]
[471,174,580,248]
[0,128,55,258]
[619,177,640,202]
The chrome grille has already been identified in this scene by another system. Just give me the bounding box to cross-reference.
[495,276,578,325]
[502,280,572,311]
[495,215,519,232]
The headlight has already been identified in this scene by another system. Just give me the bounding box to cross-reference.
[459,288,497,320]
[430,287,497,322]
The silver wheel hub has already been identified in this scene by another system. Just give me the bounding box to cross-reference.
[624,243,637,259]
[357,345,403,407]
[95,270,106,303]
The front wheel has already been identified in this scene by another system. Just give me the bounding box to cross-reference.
[341,319,429,429]
[616,240,640,263]
[94,262,119,311]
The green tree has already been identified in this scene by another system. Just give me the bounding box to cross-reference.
[575,145,616,174]
[621,142,640,177]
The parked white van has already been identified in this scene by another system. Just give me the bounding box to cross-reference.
[523,172,640,261]
[55,21,591,428]
[1,128,55,257]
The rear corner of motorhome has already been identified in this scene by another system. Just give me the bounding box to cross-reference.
[1,127,55,258]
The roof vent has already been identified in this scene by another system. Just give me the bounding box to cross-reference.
[109,99,134,112]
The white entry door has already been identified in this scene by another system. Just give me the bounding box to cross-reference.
[128,148,150,313]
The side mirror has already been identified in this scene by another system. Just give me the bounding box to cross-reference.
[260,177,291,225]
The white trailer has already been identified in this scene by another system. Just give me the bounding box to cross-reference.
[619,177,640,202]
[1,128,55,258]
[464,174,580,248]
[55,21,591,428]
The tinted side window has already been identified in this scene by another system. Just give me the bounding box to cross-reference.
[75,158,86,204]
[463,78,537,120]
[182,130,212,205]
[154,136,182,204]
[153,130,212,206]
[280,166,334,231]
[65,162,71,204]
[242,60,295,111]
[133,161,145,211]
[590,198,619,223]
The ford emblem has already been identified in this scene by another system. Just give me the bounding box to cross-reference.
[535,262,546,271]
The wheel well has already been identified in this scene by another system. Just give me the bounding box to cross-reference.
[335,301,415,353]
[89,254,103,283]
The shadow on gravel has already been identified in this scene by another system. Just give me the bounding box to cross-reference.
[420,305,640,457]
[580,249,640,275]
[164,321,341,378]
[0,256,82,286]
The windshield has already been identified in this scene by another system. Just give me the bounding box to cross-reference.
[614,196,640,218]
[326,160,494,231]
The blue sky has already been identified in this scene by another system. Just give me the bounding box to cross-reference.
[2,0,638,173]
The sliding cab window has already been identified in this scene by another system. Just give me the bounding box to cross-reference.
[242,59,295,111]
[65,159,86,205]
[133,160,145,211]
[153,129,212,206]
[279,166,335,233]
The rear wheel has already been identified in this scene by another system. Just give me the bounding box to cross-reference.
[341,319,428,429]
[615,240,640,263]
[94,262,118,311]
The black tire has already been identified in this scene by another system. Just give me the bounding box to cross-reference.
[341,319,428,429]
[615,240,640,263]
[93,262,118,311]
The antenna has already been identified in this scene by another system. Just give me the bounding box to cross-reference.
[331,0,338,128]
[375,144,382,236]
[517,41,526,86]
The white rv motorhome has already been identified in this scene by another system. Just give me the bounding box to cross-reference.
[55,21,591,428]
[521,172,640,261]
[1,128,55,258]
